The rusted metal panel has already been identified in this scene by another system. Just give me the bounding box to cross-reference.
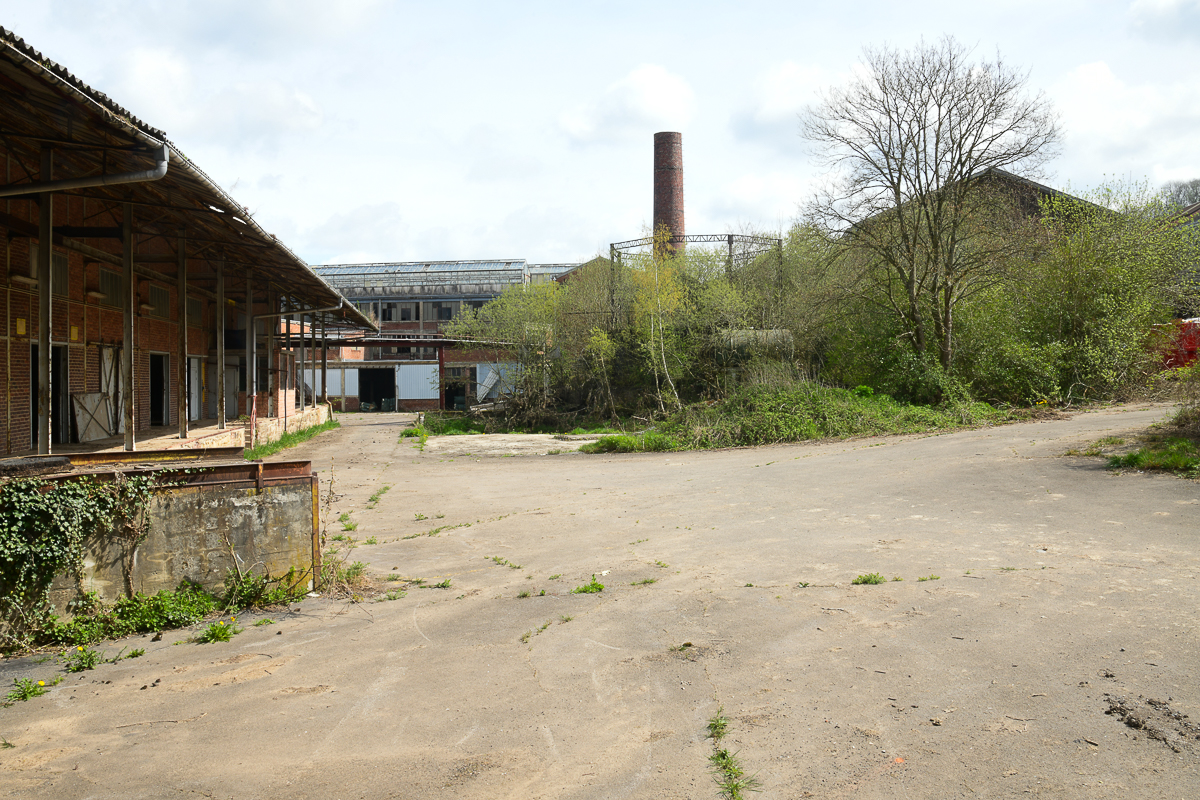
[66,447,245,466]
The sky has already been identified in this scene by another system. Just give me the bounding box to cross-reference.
[1,1,1197,265]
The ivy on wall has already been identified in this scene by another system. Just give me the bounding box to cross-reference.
[0,473,157,650]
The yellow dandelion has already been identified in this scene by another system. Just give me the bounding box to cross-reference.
[219,621,225,626]
[38,681,44,686]
[77,646,83,651]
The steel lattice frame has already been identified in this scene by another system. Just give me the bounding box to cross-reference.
[609,233,782,272]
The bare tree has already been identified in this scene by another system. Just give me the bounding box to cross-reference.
[1163,178,1200,211]
[802,36,1061,372]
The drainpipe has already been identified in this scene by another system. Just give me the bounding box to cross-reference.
[0,144,170,198]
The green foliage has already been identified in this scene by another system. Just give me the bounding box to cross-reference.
[221,567,306,611]
[707,707,730,740]
[851,572,886,585]
[62,644,100,672]
[1108,436,1200,477]
[580,432,678,453]
[419,578,452,589]
[243,419,340,460]
[196,617,243,644]
[4,677,50,704]
[0,473,158,650]
[49,582,218,647]
[638,382,1007,451]
[571,574,604,594]
[366,485,390,509]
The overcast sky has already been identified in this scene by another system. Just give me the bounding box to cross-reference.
[2,1,1197,265]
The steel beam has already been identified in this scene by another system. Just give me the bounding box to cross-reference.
[177,232,188,439]
[36,148,52,454]
[122,202,135,451]
[216,258,225,430]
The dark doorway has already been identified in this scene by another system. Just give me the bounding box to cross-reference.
[29,344,70,446]
[445,381,467,411]
[149,354,169,426]
[358,368,396,411]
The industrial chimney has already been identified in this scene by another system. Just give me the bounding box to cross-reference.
[652,132,684,251]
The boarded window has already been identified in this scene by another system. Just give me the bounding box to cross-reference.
[29,245,69,295]
[99,268,124,308]
[148,285,170,318]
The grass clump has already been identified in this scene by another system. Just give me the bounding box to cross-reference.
[581,383,1012,454]
[3,677,58,706]
[1108,435,1200,477]
[851,572,886,585]
[570,574,605,594]
[196,617,243,644]
[917,574,940,582]
[244,418,340,460]
[366,485,391,509]
[61,644,100,673]
[579,431,677,454]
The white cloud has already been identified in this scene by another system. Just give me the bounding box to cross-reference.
[1130,0,1200,40]
[730,61,831,154]
[103,47,323,151]
[1053,60,1200,182]
[560,64,695,144]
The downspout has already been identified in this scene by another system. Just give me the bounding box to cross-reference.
[0,144,170,198]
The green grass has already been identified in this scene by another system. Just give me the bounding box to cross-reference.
[917,575,940,582]
[196,618,243,644]
[244,418,341,460]
[851,572,886,585]
[1108,436,1200,477]
[631,578,657,586]
[571,574,605,594]
[366,485,391,509]
[419,578,452,590]
[583,383,1013,454]
[62,645,100,672]
[579,431,677,454]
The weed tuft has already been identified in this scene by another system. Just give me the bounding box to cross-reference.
[571,574,604,594]
[62,644,100,672]
[195,618,243,644]
[851,572,885,585]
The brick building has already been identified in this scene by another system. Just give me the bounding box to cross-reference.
[0,28,375,455]
[312,260,576,411]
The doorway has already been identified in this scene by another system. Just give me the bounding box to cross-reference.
[358,368,396,411]
[149,353,169,426]
[29,344,70,446]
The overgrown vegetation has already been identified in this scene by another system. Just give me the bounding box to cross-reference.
[571,574,605,594]
[441,42,1198,433]
[1109,436,1200,477]
[706,706,761,799]
[244,418,341,460]
[0,473,158,651]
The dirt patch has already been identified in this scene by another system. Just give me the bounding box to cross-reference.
[1105,694,1200,753]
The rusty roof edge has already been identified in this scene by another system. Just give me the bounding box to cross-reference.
[0,27,377,334]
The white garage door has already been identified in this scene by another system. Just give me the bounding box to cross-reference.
[397,363,439,400]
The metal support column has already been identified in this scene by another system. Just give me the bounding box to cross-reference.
[284,307,292,430]
[266,290,275,418]
[298,313,305,410]
[319,317,327,404]
[312,314,321,412]
[216,259,225,429]
[122,202,135,451]
[36,149,52,454]
[177,232,188,439]
[245,271,254,444]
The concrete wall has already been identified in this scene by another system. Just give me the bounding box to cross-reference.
[251,403,329,447]
[50,471,317,612]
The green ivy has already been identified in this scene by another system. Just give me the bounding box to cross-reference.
[0,473,158,651]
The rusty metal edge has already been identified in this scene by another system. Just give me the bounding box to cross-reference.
[64,447,246,466]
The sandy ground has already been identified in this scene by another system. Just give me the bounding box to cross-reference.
[2,404,1198,799]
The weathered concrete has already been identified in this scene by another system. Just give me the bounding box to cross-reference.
[2,405,1198,800]
[252,403,329,447]
[43,461,318,611]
